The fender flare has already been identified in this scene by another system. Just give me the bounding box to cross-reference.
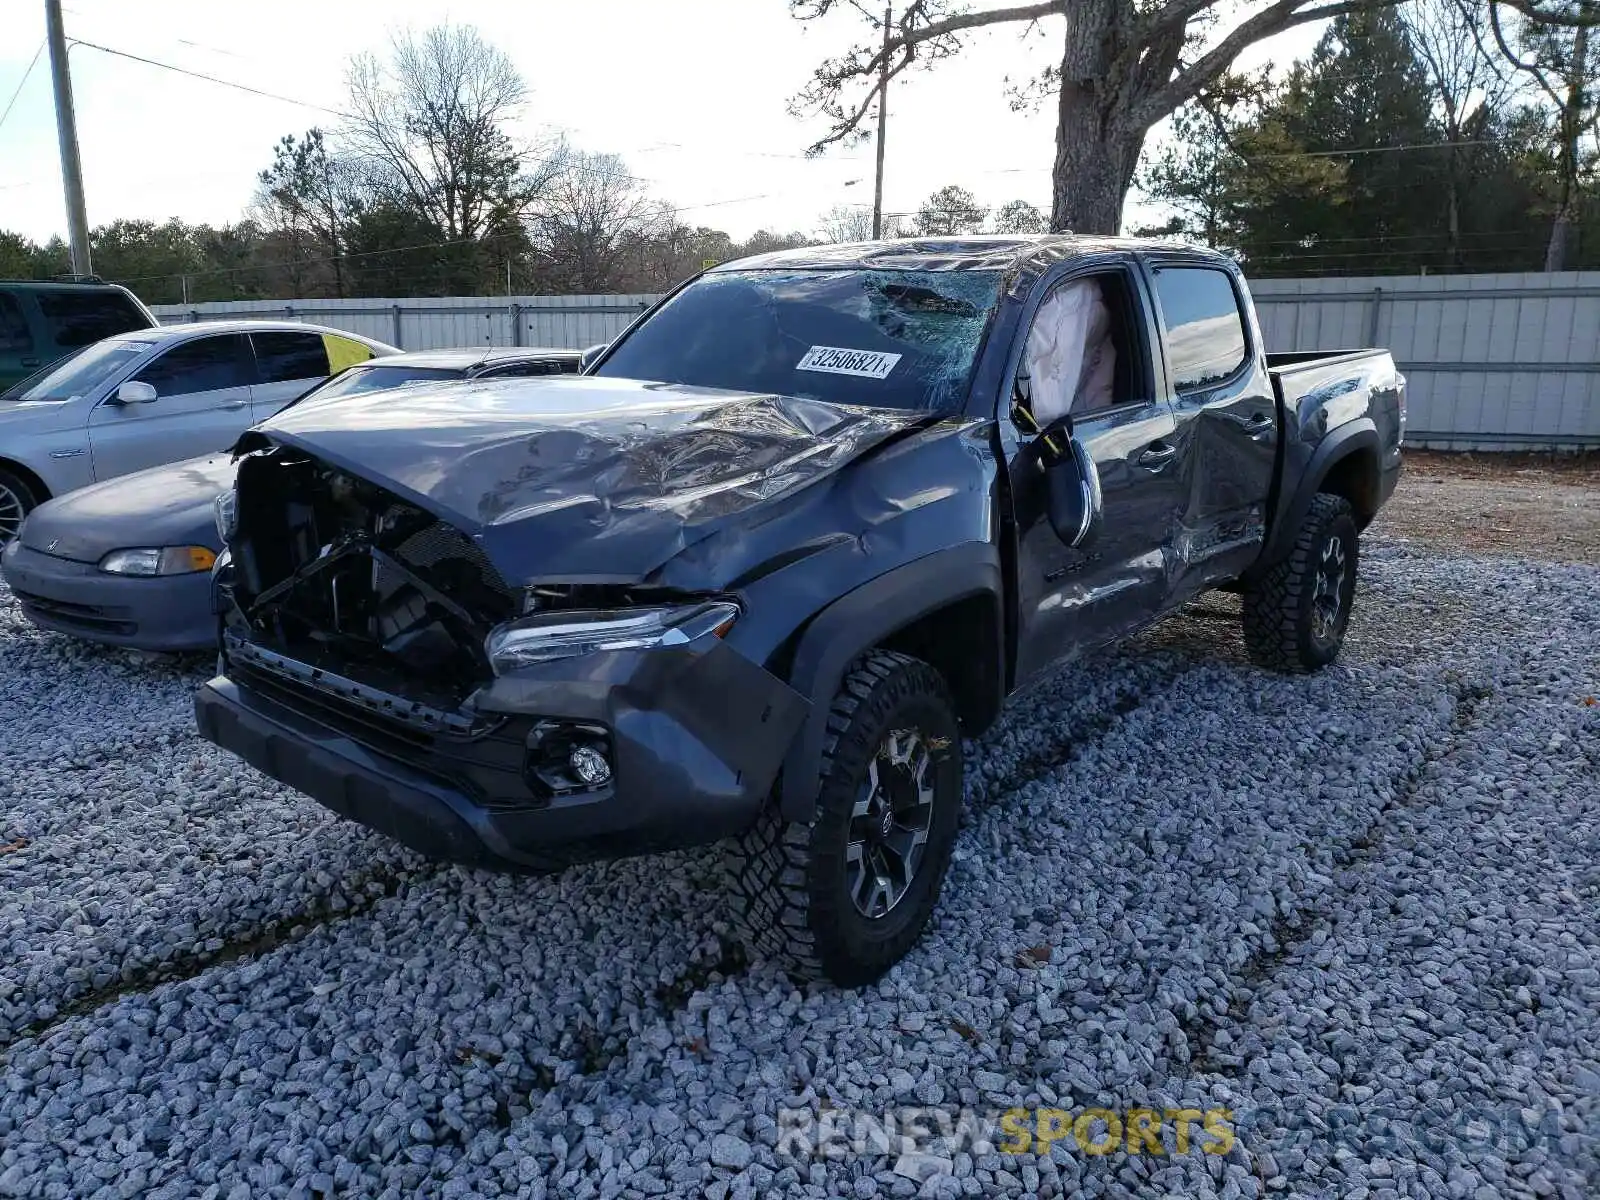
[1259,417,1378,568]
[777,541,1004,822]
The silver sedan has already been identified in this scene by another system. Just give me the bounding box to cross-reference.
[0,319,396,545]
[1,347,582,651]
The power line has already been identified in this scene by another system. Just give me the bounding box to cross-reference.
[0,40,46,135]
[1245,136,1524,162]
[67,37,350,118]
[674,192,780,212]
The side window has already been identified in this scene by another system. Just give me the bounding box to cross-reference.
[1151,267,1248,392]
[134,334,250,397]
[1015,270,1140,429]
[0,294,32,353]
[36,290,149,348]
[323,334,374,374]
[251,331,330,384]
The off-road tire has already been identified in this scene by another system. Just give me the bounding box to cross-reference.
[0,468,42,548]
[723,650,964,987]
[1242,492,1359,672]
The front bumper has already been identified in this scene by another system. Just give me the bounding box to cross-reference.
[193,636,809,871]
[1,541,216,652]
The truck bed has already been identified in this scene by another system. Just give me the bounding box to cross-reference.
[1257,347,1406,555]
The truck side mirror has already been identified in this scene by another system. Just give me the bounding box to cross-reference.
[579,343,608,374]
[114,380,158,405]
[1041,422,1103,550]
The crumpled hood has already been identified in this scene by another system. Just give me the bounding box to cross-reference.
[22,454,235,563]
[253,375,932,582]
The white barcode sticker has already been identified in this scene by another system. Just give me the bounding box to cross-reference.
[796,345,902,379]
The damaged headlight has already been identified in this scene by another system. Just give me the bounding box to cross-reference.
[484,601,739,675]
[99,546,218,576]
[213,490,237,544]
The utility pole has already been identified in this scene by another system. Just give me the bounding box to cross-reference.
[45,0,92,277]
[871,4,891,240]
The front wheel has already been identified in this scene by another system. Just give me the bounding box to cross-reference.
[723,650,964,987]
[1242,492,1359,672]
[0,468,41,548]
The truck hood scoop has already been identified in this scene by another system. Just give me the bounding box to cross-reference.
[252,375,931,582]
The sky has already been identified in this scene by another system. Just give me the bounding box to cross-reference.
[0,0,1325,246]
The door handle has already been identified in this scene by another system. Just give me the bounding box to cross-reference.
[21,358,39,368]
[1137,441,1178,469]
[220,400,248,411]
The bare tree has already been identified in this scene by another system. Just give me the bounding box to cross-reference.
[1404,0,1515,267]
[343,24,559,242]
[532,152,672,292]
[818,203,901,241]
[790,0,1600,234]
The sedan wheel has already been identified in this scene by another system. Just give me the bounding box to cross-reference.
[0,470,39,548]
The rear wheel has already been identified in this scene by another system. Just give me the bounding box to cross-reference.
[0,468,41,548]
[723,650,964,987]
[1242,492,1358,672]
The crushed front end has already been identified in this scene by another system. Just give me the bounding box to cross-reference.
[194,442,809,871]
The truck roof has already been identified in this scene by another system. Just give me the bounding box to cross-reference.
[714,233,1217,278]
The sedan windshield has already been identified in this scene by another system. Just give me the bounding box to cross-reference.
[1,338,153,402]
[594,268,1005,413]
[292,364,464,409]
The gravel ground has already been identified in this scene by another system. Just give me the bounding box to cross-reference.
[1376,451,1599,564]
[1,530,1596,1199]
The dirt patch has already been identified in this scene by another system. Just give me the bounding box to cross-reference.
[1374,450,1600,564]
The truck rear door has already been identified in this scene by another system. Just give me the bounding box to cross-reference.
[1144,258,1279,593]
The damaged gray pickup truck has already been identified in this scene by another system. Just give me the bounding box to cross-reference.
[195,235,1404,986]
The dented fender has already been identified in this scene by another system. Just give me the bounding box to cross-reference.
[776,541,1004,822]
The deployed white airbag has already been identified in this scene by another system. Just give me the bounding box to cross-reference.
[1025,279,1116,424]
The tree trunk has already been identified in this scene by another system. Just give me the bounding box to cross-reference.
[1445,148,1462,271]
[1049,0,1142,234]
[1544,209,1573,273]
[1546,19,1588,273]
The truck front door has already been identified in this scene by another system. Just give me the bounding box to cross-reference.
[1002,261,1186,685]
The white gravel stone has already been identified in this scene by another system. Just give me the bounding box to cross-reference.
[0,541,1597,1199]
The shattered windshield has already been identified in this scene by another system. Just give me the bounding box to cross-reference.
[594,268,1004,412]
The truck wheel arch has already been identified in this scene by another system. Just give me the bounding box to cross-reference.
[1259,418,1380,570]
[776,542,1005,822]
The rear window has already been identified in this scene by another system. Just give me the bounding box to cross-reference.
[0,293,31,353]
[252,331,331,383]
[36,289,150,348]
[290,364,464,408]
[1152,267,1249,392]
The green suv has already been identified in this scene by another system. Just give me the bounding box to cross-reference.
[0,279,158,392]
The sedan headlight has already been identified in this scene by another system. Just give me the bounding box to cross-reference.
[99,546,218,576]
[485,601,739,675]
[213,490,237,544]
